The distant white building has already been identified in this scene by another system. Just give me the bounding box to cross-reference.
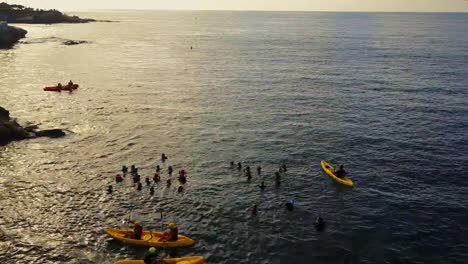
[0,21,8,31]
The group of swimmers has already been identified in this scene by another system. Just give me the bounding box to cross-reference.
[232,160,328,231]
[108,153,188,195]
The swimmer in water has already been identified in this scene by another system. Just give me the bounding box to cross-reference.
[315,216,325,231]
[259,181,266,190]
[178,186,184,193]
[286,199,295,211]
[168,166,173,176]
[153,173,160,183]
[251,204,257,216]
[275,172,281,187]
[161,153,168,161]
[116,174,123,183]
[150,186,155,196]
[156,165,161,173]
[107,185,113,194]
[137,182,142,191]
[166,178,172,188]
[145,177,151,186]
[257,166,261,175]
[237,162,242,170]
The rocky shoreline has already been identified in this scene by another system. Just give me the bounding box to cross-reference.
[0,106,66,146]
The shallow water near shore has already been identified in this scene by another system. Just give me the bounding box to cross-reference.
[1,11,468,263]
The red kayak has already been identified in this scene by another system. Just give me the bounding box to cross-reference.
[44,84,79,92]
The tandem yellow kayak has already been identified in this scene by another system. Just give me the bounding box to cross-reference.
[114,256,204,264]
[105,228,195,248]
[321,160,353,187]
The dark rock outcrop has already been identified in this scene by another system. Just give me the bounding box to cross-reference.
[62,40,89,46]
[0,106,67,145]
[0,25,27,47]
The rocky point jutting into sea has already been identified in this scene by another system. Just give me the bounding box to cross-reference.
[0,106,66,145]
[0,2,105,47]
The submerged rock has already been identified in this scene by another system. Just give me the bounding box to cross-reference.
[62,40,89,46]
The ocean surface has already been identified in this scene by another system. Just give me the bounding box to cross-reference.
[1,11,467,264]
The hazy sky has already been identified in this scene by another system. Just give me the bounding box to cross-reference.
[7,0,468,12]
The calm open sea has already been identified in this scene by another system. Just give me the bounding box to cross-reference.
[1,11,467,264]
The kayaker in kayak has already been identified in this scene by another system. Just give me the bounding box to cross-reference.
[68,80,73,87]
[57,83,62,90]
[127,221,143,240]
[144,247,166,264]
[336,165,347,178]
[162,223,178,241]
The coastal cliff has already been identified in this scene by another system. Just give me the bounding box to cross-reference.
[0,106,66,145]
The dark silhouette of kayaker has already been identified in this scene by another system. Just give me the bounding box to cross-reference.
[144,247,160,264]
[286,199,295,211]
[128,221,143,240]
[162,223,178,241]
[68,80,73,87]
[336,165,347,178]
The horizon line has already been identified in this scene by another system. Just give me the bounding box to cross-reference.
[67,8,468,13]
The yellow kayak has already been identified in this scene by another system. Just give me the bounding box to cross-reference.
[321,160,353,187]
[114,256,204,264]
[105,228,195,248]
